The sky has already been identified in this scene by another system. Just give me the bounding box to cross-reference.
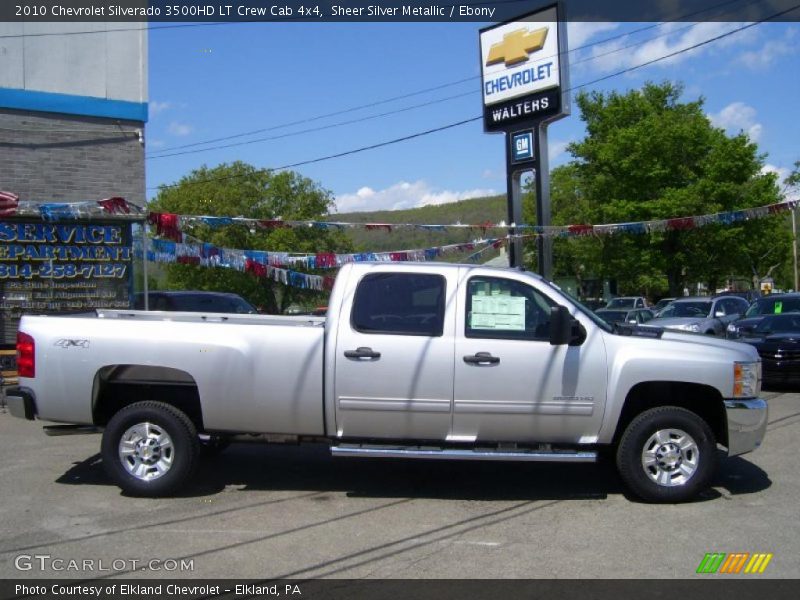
[144,18,800,214]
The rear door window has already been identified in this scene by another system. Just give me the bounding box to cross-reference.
[351,273,445,336]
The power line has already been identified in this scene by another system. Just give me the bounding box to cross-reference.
[146,0,755,156]
[146,17,719,160]
[148,4,799,191]
[270,13,800,171]
[147,91,476,158]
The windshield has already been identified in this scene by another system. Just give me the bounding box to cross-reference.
[538,278,613,333]
[654,299,674,310]
[607,298,635,309]
[754,314,800,334]
[658,301,712,319]
[597,310,629,323]
[175,295,257,314]
[745,297,800,317]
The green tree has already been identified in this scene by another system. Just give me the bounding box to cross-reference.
[149,161,352,313]
[544,81,785,296]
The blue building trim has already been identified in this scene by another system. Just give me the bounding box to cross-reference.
[0,88,148,122]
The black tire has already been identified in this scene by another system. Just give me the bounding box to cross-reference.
[616,406,717,503]
[101,401,200,497]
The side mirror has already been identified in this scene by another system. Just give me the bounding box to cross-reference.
[714,310,725,318]
[549,305,573,345]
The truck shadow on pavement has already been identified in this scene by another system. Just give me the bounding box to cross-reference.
[56,443,771,503]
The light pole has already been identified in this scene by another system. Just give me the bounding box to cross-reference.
[792,206,798,292]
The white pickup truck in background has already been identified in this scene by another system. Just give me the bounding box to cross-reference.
[7,262,767,502]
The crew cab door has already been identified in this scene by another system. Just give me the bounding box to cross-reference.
[333,268,458,440]
[452,270,608,443]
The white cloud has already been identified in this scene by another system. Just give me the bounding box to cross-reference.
[762,164,799,200]
[334,181,497,213]
[167,121,193,137]
[567,22,619,48]
[584,22,756,74]
[149,101,174,117]
[549,138,571,162]
[738,28,797,69]
[147,139,166,149]
[708,102,763,141]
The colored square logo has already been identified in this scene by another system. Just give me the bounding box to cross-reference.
[511,131,534,163]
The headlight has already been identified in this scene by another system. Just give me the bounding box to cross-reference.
[675,323,700,332]
[727,323,737,333]
[734,361,761,398]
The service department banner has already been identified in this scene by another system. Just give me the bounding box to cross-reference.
[0,220,133,344]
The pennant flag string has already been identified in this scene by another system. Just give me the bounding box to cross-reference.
[1,190,794,234]
[145,199,799,239]
[0,192,145,221]
[134,235,506,291]
[142,233,505,271]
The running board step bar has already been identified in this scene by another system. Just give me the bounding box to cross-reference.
[43,425,101,436]
[331,444,596,463]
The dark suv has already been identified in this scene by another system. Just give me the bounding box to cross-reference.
[133,291,257,314]
[727,293,800,339]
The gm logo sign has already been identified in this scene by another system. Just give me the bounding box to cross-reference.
[696,552,773,574]
[511,130,534,163]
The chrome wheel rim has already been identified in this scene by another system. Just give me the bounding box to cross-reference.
[118,422,174,481]
[641,428,699,487]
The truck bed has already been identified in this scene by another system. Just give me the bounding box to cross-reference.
[18,311,327,435]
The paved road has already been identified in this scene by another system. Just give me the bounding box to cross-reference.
[0,389,797,580]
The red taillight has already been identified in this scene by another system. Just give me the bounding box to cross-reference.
[17,331,35,378]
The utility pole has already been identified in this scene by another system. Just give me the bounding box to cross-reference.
[792,206,798,291]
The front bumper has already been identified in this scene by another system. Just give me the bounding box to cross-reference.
[5,386,36,420]
[724,398,768,456]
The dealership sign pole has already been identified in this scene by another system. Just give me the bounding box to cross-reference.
[480,3,570,276]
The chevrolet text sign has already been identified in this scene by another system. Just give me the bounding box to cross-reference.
[480,4,567,131]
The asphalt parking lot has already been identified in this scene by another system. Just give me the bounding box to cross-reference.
[0,389,798,580]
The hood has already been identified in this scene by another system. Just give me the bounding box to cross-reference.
[742,332,800,345]
[648,317,706,328]
[605,325,760,366]
[657,329,753,354]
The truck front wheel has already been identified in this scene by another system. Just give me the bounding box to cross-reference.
[616,406,717,503]
[101,401,200,497]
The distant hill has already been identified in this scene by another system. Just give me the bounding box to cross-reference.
[331,195,509,261]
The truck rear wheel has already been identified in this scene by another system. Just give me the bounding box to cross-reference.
[101,401,200,497]
[616,406,717,503]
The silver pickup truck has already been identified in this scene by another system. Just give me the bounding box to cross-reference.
[7,262,767,502]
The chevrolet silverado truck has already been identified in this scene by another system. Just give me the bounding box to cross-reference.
[7,263,767,502]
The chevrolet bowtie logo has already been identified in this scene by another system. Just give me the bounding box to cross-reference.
[486,27,549,68]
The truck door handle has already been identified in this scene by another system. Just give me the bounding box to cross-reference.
[344,347,381,360]
[463,352,500,365]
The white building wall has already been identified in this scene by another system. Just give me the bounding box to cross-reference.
[0,21,147,104]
